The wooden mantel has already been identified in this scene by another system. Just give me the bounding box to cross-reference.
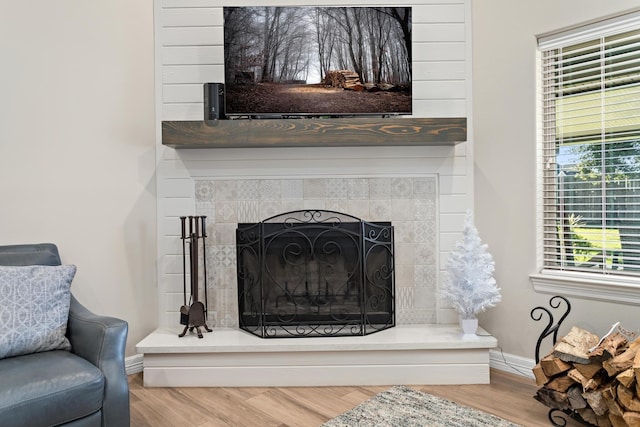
[162,117,467,148]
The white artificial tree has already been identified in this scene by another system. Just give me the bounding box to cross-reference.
[442,210,501,319]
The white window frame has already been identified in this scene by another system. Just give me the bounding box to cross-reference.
[531,8,640,305]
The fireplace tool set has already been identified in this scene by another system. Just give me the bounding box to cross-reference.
[178,215,212,338]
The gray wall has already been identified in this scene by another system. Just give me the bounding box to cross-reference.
[0,1,157,356]
[473,1,640,359]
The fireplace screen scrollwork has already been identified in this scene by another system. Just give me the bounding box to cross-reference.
[236,210,395,338]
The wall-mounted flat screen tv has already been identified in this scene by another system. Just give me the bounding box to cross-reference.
[223,6,412,118]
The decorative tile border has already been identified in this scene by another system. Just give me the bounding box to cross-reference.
[195,176,437,327]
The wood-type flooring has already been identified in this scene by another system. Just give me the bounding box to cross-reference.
[129,368,584,427]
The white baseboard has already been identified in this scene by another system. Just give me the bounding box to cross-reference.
[126,353,144,375]
[490,348,535,379]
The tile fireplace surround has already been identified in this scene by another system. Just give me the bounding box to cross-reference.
[198,175,438,330]
[137,174,498,387]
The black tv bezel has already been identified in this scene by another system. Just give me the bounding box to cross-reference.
[223,112,406,120]
[222,6,412,119]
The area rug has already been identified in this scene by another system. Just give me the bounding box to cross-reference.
[321,385,521,427]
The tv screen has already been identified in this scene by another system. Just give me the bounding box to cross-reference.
[223,6,412,118]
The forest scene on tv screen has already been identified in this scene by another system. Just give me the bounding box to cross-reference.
[223,6,412,117]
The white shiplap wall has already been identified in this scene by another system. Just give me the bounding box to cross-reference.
[154,0,472,329]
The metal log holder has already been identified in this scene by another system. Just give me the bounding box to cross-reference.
[178,215,212,338]
[531,295,594,427]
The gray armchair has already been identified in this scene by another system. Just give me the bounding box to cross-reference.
[0,243,130,427]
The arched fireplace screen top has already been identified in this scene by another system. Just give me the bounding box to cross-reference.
[236,209,395,338]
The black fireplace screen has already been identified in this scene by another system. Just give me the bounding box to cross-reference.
[236,210,395,338]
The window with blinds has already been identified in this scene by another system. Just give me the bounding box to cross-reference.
[539,16,640,278]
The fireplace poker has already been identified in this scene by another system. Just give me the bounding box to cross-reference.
[179,216,189,326]
[200,216,209,320]
[178,215,212,338]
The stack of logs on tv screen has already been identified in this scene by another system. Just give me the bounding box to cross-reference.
[534,326,640,427]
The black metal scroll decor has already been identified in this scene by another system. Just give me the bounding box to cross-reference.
[236,209,395,338]
[531,296,594,427]
[178,215,212,338]
[531,295,572,365]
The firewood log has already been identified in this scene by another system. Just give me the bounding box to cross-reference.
[608,414,627,427]
[596,414,613,427]
[577,408,600,426]
[568,368,589,388]
[634,346,640,385]
[533,363,550,386]
[547,375,577,392]
[587,378,603,392]
[567,384,588,409]
[623,411,640,427]
[534,387,571,410]
[617,384,640,412]
[322,70,362,90]
[344,83,364,91]
[575,360,604,380]
[602,386,624,417]
[568,368,602,391]
[589,333,628,362]
[580,408,617,427]
[554,326,601,364]
[542,354,573,377]
[604,340,640,377]
[583,388,611,416]
[617,368,636,388]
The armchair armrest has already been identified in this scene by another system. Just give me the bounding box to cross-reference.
[67,295,130,427]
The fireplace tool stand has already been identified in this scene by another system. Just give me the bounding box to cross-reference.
[178,215,212,339]
[531,295,593,427]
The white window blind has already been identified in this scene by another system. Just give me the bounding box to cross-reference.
[539,13,640,278]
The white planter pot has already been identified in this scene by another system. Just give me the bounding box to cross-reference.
[459,317,478,336]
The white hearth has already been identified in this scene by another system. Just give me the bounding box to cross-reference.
[147,150,483,387]
[136,324,496,387]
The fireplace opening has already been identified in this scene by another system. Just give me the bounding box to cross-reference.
[236,210,395,338]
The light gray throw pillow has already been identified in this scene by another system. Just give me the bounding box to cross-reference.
[0,264,76,359]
